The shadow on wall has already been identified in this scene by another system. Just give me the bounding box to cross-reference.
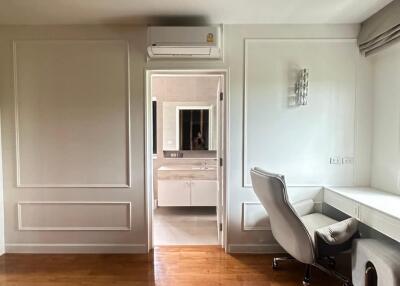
[98,15,211,25]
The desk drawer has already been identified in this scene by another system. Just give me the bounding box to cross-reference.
[324,190,359,218]
[359,205,400,243]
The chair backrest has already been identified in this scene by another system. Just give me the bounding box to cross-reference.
[250,167,315,264]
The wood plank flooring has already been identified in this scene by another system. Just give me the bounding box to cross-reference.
[0,246,342,285]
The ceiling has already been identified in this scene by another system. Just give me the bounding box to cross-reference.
[0,0,392,25]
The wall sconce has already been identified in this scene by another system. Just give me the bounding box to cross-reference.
[295,68,309,106]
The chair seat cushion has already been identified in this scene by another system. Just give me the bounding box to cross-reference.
[301,213,338,243]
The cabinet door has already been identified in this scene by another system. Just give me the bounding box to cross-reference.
[190,180,218,206]
[158,180,191,206]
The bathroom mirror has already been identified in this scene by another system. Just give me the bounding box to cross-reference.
[163,102,217,151]
[178,107,210,150]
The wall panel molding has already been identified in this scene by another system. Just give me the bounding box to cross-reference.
[242,202,271,231]
[17,201,132,231]
[5,243,145,254]
[13,40,132,188]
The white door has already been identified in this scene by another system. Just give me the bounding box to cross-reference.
[190,180,218,206]
[216,75,225,246]
[158,180,191,206]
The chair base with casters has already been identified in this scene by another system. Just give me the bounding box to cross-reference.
[250,168,358,286]
[271,255,353,286]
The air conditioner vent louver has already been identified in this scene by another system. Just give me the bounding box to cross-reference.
[150,46,212,56]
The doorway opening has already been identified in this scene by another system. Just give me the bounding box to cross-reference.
[145,70,227,249]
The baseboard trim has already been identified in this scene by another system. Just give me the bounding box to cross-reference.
[5,243,147,254]
[228,243,284,254]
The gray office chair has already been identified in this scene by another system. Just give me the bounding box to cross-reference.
[250,167,359,286]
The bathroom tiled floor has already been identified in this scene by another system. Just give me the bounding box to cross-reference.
[154,207,219,245]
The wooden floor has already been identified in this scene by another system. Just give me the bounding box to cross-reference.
[0,246,342,286]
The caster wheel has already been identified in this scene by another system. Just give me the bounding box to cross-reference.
[328,260,336,269]
[272,259,278,270]
[302,281,310,286]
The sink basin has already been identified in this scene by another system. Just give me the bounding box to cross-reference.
[191,166,216,170]
[158,165,217,171]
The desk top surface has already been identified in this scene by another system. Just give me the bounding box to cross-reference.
[325,187,400,220]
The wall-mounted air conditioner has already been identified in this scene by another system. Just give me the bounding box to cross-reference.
[147,26,222,59]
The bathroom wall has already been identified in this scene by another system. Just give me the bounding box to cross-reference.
[370,41,400,195]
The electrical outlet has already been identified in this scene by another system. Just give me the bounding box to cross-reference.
[329,157,341,165]
[342,157,354,165]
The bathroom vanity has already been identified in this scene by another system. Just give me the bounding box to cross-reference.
[154,99,219,207]
[157,164,218,207]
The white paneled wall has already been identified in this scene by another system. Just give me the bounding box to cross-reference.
[223,25,372,253]
[0,26,147,253]
[370,42,400,195]
[0,24,374,253]
[243,39,356,187]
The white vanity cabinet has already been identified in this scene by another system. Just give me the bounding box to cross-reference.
[190,180,218,206]
[157,165,218,207]
[158,180,191,206]
[158,179,217,207]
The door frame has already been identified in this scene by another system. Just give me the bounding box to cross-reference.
[144,69,229,251]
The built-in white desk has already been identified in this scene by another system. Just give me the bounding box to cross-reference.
[324,187,400,243]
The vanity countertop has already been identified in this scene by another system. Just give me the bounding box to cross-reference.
[158,164,217,180]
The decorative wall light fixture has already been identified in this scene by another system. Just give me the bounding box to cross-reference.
[295,68,309,106]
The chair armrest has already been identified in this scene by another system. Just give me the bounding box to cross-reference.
[316,218,358,245]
